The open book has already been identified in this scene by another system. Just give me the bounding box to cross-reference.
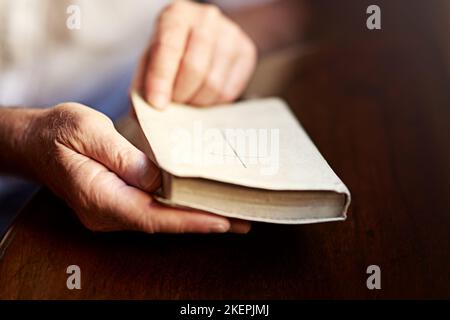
[131,92,350,224]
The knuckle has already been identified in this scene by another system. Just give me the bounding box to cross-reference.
[160,2,180,18]
[191,27,214,47]
[52,103,83,123]
[205,76,222,96]
[45,103,85,142]
[159,218,185,234]
[152,27,185,54]
[114,146,133,174]
[160,1,190,22]
[40,103,113,153]
[182,56,208,76]
[202,4,220,18]
[138,212,156,234]
[53,103,112,132]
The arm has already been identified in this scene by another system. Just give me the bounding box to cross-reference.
[0,105,250,234]
[0,107,41,178]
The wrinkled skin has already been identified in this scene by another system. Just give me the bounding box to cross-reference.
[26,104,251,233]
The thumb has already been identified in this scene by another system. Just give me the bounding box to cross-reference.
[82,123,161,192]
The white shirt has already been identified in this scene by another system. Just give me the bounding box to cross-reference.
[0,0,169,107]
[0,0,169,197]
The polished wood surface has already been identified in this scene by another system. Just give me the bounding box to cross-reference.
[1,1,450,299]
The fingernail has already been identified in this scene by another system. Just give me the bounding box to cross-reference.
[147,93,168,110]
[139,157,161,192]
[141,168,161,192]
[210,223,229,233]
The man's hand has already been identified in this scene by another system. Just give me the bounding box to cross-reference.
[134,0,257,109]
[18,104,250,233]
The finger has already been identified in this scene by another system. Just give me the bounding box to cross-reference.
[108,176,251,234]
[144,199,232,233]
[80,128,251,234]
[100,131,161,193]
[140,200,251,234]
[172,7,220,103]
[189,21,238,106]
[220,39,257,103]
[64,152,232,233]
[106,183,233,233]
[85,150,251,233]
[144,17,191,109]
[78,121,161,193]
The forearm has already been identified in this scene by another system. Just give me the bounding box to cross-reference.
[0,107,43,179]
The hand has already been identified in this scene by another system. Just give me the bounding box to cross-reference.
[25,103,251,233]
[133,0,257,109]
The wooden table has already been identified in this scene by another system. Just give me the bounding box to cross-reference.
[1,0,450,299]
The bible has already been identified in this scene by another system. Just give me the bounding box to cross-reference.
[131,92,350,224]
